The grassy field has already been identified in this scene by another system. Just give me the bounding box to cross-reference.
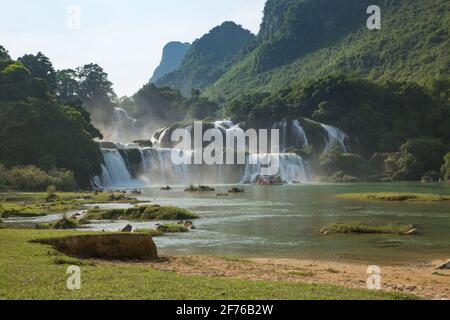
[0,192,139,218]
[336,192,450,202]
[0,229,418,300]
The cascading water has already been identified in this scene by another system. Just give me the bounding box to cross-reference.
[292,120,309,148]
[94,149,139,187]
[242,153,310,184]
[106,108,138,143]
[94,118,347,187]
[139,148,192,185]
[272,120,289,152]
[320,124,348,153]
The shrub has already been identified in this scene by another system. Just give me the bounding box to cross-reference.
[442,153,450,181]
[45,185,58,202]
[421,171,441,183]
[156,224,189,233]
[134,228,164,237]
[0,165,76,191]
[320,151,366,177]
[86,205,198,221]
[319,222,415,235]
[185,185,216,192]
[47,215,81,230]
[400,138,447,174]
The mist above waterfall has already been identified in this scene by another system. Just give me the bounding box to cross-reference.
[93,118,349,188]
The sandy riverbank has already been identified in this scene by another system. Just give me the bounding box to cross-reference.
[144,256,450,300]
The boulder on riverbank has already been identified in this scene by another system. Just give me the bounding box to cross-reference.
[122,224,133,232]
[33,234,158,261]
[228,187,245,193]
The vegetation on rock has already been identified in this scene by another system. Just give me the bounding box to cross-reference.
[336,193,450,202]
[185,185,216,192]
[320,222,417,235]
[85,205,198,221]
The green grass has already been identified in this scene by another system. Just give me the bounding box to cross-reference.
[0,229,418,300]
[134,228,164,237]
[0,191,139,218]
[336,193,450,202]
[39,216,83,230]
[320,222,415,235]
[85,205,198,221]
[157,224,189,233]
[289,271,314,277]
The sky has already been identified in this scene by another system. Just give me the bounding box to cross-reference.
[0,0,266,96]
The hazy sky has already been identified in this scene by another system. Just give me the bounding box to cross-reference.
[0,0,266,96]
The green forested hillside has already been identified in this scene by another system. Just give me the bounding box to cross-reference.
[0,47,103,189]
[224,74,449,181]
[205,0,449,101]
[156,21,256,95]
[122,83,218,123]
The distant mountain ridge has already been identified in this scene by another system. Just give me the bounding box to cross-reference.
[150,41,190,83]
[155,21,256,95]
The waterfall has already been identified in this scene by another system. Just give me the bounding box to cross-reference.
[151,127,169,146]
[292,120,309,148]
[106,108,138,143]
[242,153,309,184]
[214,119,235,130]
[320,123,348,153]
[94,118,349,187]
[95,146,244,187]
[96,149,139,187]
[272,120,288,152]
[139,148,192,185]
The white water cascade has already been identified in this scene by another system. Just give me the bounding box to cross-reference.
[272,120,289,152]
[320,123,348,153]
[242,153,310,184]
[94,118,349,187]
[93,149,140,187]
[101,107,139,143]
[292,120,309,148]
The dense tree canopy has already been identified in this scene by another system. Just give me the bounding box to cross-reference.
[226,75,449,157]
[205,0,449,101]
[18,52,57,92]
[56,63,118,127]
[124,83,219,123]
[0,46,103,188]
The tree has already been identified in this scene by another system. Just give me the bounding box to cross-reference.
[0,61,49,102]
[441,153,450,181]
[76,63,115,102]
[0,45,10,60]
[0,55,103,188]
[0,99,103,188]
[400,138,447,174]
[56,69,80,103]
[18,52,57,92]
